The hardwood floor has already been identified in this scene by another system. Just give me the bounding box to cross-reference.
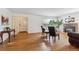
[0,32,79,51]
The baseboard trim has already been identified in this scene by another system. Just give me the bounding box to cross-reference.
[19,31,28,33]
[28,32,41,35]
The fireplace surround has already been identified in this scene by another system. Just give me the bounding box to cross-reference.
[64,23,78,32]
[64,26,75,32]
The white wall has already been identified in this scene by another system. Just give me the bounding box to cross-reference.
[0,8,12,26]
[61,12,79,22]
[28,15,43,33]
[9,10,79,34]
[12,13,63,33]
[0,8,12,41]
[12,13,44,33]
[0,10,49,34]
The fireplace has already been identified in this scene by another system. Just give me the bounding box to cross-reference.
[64,23,78,32]
[64,26,75,32]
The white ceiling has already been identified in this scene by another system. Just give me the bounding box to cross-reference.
[8,8,79,17]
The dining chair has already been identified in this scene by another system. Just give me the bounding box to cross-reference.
[41,26,45,35]
[41,26,49,39]
[48,26,59,42]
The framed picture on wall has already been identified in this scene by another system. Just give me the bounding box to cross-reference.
[1,16,9,25]
[65,16,75,23]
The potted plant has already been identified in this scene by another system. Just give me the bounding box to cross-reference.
[48,18,63,31]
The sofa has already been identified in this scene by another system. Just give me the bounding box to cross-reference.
[68,32,79,47]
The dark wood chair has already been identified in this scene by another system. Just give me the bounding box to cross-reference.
[48,27,59,42]
[41,26,45,35]
[41,26,49,39]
